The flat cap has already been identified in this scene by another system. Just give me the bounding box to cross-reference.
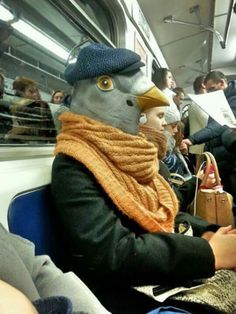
[64,43,144,85]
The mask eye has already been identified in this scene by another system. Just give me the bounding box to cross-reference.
[97,76,114,91]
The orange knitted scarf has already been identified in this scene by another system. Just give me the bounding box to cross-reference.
[55,112,179,233]
[139,125,167,160]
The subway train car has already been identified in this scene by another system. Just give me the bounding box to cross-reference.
[0,0,235,242]
[0,1,236,313]
[0,0,170,229]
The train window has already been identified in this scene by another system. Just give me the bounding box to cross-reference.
[0,95,56,145]
[74,0,114,40]
[0,0,116,150]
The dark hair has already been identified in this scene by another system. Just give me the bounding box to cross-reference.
[51,89,64,103]
[152,68,170,90]
[13,76,37,93]
[204,71,227,85]
[193,75,205,94]
[173,87,184,96]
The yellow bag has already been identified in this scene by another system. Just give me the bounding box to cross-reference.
[192,152,234,227]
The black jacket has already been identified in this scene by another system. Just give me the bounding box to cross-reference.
[51,154,218,314]
[159,161,198,211]
[188,81,236,174]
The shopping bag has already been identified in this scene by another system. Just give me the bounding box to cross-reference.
[192,152,234,226]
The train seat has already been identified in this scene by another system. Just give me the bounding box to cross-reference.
[7,184,65,268]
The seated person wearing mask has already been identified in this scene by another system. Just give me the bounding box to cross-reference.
[51,44,236,314]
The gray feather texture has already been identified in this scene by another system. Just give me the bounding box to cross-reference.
[70,71,155,135]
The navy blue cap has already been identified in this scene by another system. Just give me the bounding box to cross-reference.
[64,43,144,85]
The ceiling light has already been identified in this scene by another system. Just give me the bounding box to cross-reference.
[0,4,14,21]
[0,4,69,61]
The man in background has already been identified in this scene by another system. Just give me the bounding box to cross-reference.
[183,71,236,201]
[188,75,208,155]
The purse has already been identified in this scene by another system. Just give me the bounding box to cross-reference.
[192,152,234,227]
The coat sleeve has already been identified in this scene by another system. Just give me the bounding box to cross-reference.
[188,119,227,145]
[31,255,110,313]
[51,154,215,286]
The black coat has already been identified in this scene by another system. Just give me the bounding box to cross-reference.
[188,80,236,174]
[159,160,198,211]
[51,154,217,314]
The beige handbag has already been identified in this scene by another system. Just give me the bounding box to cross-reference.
[192,152,234,227]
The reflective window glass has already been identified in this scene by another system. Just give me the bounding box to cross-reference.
[0,95,56,145]
[75,0,113,40]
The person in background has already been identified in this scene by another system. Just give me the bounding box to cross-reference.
[187,75,208,156]
[152,68,176,100]
[173,87,185,110]
[162,104,192,179]
[139,106,215,211]
[13,76,41,101]
[51,89,65,105]
[51,44,236,314]
[152,68,181,133]
[182,71,236,201]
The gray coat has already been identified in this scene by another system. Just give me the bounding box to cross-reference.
[0,223,110,314]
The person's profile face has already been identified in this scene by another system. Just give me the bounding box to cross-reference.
[23,84,41,101]
[173,92,184,107]
[165,72,174,89]
[205,79,226,93]
[144,107,167,131]
[165,122,178,136]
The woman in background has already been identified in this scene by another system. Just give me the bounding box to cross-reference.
[51,89,64,105]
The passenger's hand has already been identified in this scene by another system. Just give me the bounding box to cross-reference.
[202,226,236,241]
[201,231,214,241]
[182,139,192,146]
[209,226,236,270]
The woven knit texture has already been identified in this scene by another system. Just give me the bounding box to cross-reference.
[139,124,167,160]
[55,112,179,233]
[173,269,236,313]
[64,43,143,85]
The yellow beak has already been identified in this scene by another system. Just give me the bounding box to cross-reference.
[137,86,170,111]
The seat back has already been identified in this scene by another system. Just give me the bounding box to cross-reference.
[7,184,63,266]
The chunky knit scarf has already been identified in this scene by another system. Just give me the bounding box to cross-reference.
[55,112,179,233]
[139,125,167,160]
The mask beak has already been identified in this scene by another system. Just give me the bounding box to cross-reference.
[137,86,170,111]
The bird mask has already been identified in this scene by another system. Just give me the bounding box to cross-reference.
[64,43,169,135]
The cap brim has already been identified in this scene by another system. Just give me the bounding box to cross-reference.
[118,61,145,74]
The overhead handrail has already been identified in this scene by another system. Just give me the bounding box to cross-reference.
[220,0,235,49]
[163,15,224,48]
